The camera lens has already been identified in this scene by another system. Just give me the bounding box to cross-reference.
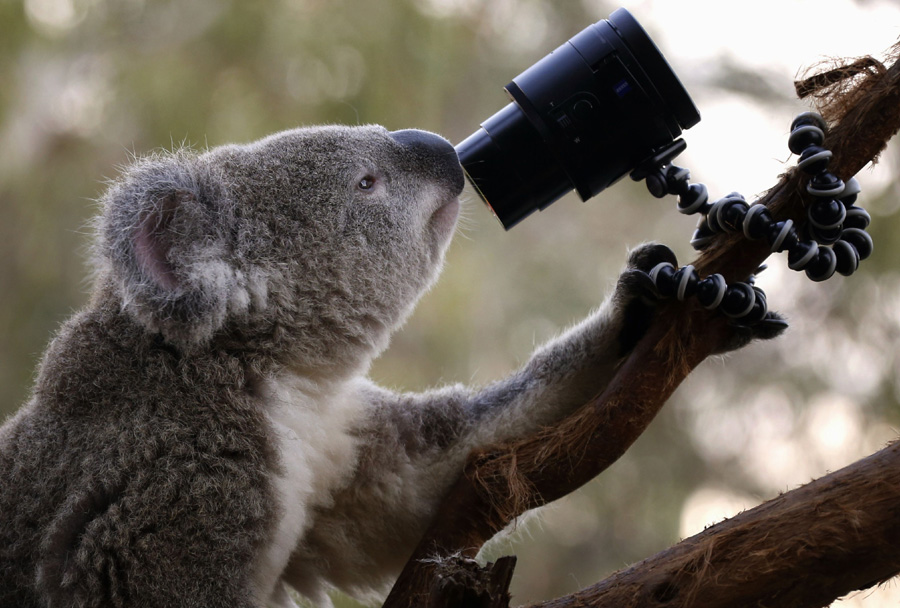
[456,8,700,229]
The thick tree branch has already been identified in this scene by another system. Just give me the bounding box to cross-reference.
[528,440,900,608]
[384,48,900,608]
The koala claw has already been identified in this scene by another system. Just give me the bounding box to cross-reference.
[720,310,788,353]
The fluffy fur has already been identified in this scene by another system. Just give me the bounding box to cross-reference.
[1,124,679,607]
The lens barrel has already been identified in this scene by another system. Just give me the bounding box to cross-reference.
[456,8,700,229]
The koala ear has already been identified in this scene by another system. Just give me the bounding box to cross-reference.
[100,154,253,348]
[132,188,193,292]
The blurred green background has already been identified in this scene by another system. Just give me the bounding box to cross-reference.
[2,0,900,605]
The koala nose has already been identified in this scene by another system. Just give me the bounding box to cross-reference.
[390,129,465,195]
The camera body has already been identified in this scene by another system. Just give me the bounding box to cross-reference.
[456,8,700,229]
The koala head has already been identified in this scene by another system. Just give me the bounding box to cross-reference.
[95,125,465,372]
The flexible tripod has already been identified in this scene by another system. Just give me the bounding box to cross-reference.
[631,112,873,325]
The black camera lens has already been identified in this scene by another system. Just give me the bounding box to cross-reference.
[456,8,700,229]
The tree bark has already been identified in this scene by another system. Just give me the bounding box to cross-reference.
[384,47,900,608]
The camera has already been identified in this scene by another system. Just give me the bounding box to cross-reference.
[456,8,700,229]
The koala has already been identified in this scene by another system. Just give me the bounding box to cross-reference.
[0,124,746,608]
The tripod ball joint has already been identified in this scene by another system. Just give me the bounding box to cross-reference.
[809,198,846,230]
[788,126,825,155]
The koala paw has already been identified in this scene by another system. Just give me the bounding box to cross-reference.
[614,243,790,356]
[615,243,678,356]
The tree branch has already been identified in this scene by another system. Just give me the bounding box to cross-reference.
[527,440,900,608]
[384,47,900,608]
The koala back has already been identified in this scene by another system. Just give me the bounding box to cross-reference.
[0,304,278,606]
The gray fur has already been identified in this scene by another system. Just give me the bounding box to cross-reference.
[0,124,675,607]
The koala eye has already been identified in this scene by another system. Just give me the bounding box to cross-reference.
[357,175,377,191]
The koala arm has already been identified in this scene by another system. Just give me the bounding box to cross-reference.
[363,242,673,448]
[347,245,676,529]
